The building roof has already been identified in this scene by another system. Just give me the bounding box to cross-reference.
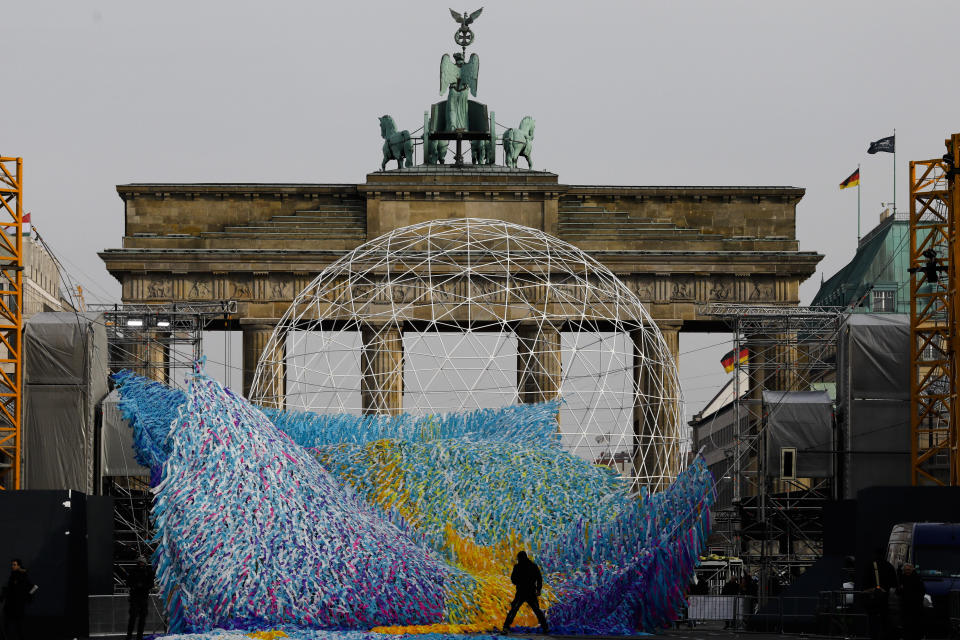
[811,215,895,308]
[689,367,751,425]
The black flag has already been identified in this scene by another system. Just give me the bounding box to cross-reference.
[868,135,895,154]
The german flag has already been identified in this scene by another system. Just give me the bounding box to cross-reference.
[721,347,749,373]
[839,168,860,190]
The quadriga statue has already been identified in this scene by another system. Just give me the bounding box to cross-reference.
[502,116,535,169]
[379,115,413,170]
[470,138,494,165]
[425,138,449,165]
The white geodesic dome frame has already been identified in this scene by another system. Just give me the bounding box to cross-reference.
[250,218,683,489]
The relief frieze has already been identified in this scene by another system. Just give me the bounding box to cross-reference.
[188,279,212,300]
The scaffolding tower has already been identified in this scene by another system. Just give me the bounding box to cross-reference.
[88,301,236,588]
[698,303,843,591]
[90,301,237,387]
[0,158,24,490]
[908,133,960,486]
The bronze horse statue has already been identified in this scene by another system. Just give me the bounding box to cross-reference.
[379,115,413,170]
[502,116,535,169]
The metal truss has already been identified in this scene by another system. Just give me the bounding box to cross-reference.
[0,158,24,490]
[698,303,844,592]
[89,302,236,387]
[908,134,960,486]
[103,475,153,590]
[90,302,236,592]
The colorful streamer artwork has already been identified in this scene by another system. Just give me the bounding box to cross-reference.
[113,369,714,639]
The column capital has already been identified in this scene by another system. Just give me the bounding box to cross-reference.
[654,319,684,333]
[359,319,404,329]
[514,319,564,332]
[239,317,282,329]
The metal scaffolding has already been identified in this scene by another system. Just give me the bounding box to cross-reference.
[908,133,960,486]
[697,303,844,591]
[89,301,237,386]
[0,158,24,490]
[88,301,236,588]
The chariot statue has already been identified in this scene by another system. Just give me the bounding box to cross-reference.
[375,9,537,169]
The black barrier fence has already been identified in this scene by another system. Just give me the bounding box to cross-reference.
[951,591,960,639]
[677,592,960,638]
[88,594,166,637]
[679,593,864,634]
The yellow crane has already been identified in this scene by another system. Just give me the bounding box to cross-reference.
[0,157,24,490]
[908,133,960,485]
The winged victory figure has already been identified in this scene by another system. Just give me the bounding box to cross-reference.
[439,52,479,131]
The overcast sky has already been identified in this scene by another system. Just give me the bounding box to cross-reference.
[4,0,960,411]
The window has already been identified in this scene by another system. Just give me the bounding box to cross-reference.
[781,447,797,479]
[923,335,945,362]
[872,289,896,312]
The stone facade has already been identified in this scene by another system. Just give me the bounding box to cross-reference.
[24,236,72,319]
[99,166,822,400]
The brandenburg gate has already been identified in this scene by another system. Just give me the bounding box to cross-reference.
[99,171,819,396]
[98,10,821,465]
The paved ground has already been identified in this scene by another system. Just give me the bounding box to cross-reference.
[82,622,844,640]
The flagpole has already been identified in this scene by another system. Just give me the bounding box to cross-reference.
[893,128,896,214]
[857,163,861,242]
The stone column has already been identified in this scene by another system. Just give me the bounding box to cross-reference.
[632,320,681,493]
[516,321,562,404]
[242,320,285,408]
[144,331,169,384]
[120,337,146,378]
[735,335,768,500]
[360,321,404,415]
[770,332,798,392]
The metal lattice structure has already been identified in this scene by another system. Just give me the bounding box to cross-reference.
[86,302,236,590]
[251,218,683,491]
[0,158,24,490]
[908,133,960,486]
[90,301,237,387]
[698,303,843,589]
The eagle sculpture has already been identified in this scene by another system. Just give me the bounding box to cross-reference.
[450,7,483,26]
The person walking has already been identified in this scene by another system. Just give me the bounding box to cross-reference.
[863,549,897,640]
[1,558,34,640]
[501,551,549,635]
[125,556,154,640]
[897,563,925,640]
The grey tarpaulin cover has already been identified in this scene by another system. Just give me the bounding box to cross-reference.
[836,313,910,498]
[100,389,148,477]
[762,390,833,477]
[23,312,109,492]
[838,313,910,401]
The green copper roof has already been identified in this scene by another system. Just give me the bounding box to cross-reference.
[812,218,893,309]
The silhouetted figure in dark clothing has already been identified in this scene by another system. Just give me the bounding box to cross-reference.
[721,575,740,629]
[690,578,709,595]
[898,563,925,640]
[125,556,154,640]
[502,551,549,634]
[863,549,897,640]
[2,559,34,640]
[740,571,758,619]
